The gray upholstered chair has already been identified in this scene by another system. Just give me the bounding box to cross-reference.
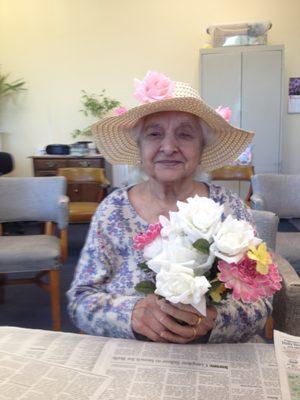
[251,174,300,273]
[250,208,300,336]
[250,209,279,250]
[0,177,69,330]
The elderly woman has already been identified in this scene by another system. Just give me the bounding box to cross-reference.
[68,71,271,343]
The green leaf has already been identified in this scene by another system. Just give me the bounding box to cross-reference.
[135,281,156,295]
[207,280,228,304]
[192,238,210,254]
[138,262,152,273]
[0,73,26,98]
[210,280,222,291]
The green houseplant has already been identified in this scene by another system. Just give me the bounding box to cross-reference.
[0,72,26,99]
[72,90,121,139]
[0,72,26,146]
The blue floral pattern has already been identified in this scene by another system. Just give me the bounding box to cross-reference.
[67,184,272,342]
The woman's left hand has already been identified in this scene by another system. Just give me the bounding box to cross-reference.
[157,299,217,342]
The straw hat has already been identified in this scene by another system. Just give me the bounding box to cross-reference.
[92,71,253,171]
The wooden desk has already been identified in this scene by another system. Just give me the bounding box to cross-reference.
[30,155,106,203]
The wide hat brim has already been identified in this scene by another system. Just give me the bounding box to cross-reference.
[92,96,253,172]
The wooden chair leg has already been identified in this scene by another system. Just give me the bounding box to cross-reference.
[49,269,61,331]
[265,316,274,340]
[45,221,55,235]
[60,228,68,263]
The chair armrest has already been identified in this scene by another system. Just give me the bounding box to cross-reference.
[250,192,265,210]
[57,195,69,230]
[272,254,300,336]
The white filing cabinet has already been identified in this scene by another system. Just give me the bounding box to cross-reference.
[200,45,284,174]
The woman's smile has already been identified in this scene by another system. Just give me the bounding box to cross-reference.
[155,159,183,167]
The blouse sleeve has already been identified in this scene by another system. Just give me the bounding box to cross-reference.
[208,186,272,343]
[67,205,142,339]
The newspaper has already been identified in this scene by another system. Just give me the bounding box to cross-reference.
[0,326,109,372]
[0,326,282,400]
[95,338,281,399]
[0,351,111,399]
[274,330,300,400]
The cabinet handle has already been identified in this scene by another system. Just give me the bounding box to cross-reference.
[46,161,56,168]
[73,188,79,193]
[80,161,90,167]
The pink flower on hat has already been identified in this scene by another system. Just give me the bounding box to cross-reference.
[133,71,175,104]
[218,255,282,302]
[215,106,232,123]
[114,106,127,115]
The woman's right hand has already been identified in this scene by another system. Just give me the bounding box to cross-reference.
[131,294,214,343]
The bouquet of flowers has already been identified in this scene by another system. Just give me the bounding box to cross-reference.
[133,196,282,315]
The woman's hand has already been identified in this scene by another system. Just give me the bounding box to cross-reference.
[131,294,217,343]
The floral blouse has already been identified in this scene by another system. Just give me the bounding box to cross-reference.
[67,184,272,343]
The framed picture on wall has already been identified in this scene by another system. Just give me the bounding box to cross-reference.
[288,77,300,113]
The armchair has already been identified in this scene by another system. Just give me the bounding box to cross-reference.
[251,174,300,273]
[250,208,300,336]
[0,177,69,330]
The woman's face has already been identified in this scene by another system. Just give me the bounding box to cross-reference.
[138,111,203,184]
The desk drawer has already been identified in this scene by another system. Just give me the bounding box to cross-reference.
[34,159,67,170]
[68,159,104,168]
[35,170,57,177]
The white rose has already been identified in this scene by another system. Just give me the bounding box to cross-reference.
[176,195,224,243]
[159,212,183,239]
[143,236,163,260]
[147,235,214,274]
[154,264,211,315]
[210,215,261,263]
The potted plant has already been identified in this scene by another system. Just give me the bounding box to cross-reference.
[72,90,121,139]
[0,72,26,99]
[0,71,26,148]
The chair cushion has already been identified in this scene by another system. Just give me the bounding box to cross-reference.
[276,232,300,264]
[0,235,61,273]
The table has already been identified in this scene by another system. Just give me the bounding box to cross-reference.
[0,326,282,400]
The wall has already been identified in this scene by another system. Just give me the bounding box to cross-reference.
[0,0,299,177]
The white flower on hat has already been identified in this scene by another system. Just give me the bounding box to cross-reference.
[210,215,261,263]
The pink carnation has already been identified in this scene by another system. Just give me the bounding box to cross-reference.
[218,256,282,302]
[133,223,162,250]
[133,71,174,104]
[114,106,127,115]
[215,106,232,123]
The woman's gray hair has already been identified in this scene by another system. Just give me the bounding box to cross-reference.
[131,118,144,145]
